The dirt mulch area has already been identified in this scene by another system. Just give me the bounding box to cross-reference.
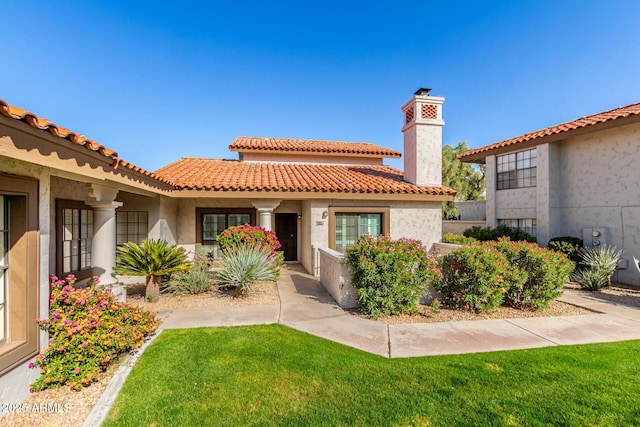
[1,361,121,427]
[348,283,640,324]
[125,281,280,311]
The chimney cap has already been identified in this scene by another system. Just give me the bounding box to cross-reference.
[414,88,432,96]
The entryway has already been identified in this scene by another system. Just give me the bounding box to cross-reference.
[275,213,298,261]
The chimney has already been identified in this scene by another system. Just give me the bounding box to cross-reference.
[401,88,444,186]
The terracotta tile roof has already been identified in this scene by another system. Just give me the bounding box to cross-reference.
[458,102,640,162]
[0,98,173,186]
[229,136,402,158]
[155,158,456,196]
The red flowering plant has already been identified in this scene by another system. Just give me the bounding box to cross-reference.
[217,225,284,268]
[30,274,160,392]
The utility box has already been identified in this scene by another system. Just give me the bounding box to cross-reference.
[582,227,607,247]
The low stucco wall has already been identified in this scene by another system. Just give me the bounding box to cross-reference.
[318,247,359,308]
[431,242,462,256]
[442,220,485,235]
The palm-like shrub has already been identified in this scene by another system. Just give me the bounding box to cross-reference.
[215,244,279,294]
[114,239,190,302]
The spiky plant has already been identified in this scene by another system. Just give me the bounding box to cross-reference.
[166,248,215,295]
[215,244,279,295]
[577,244,623,287]
[571,269,608,291]
[114,239,190,302]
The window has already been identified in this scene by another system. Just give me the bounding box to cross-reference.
[328,207,390,253]
[498,218,537,238]
[0,175,39,373]
[195,208,255,258]
[116,211,148,246]
[57,200,94,277]
[496,149,537,190]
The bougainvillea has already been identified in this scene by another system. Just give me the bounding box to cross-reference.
[30,275,160,391]
[218,225,284,267]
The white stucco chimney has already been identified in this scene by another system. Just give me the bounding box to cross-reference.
[401,88,444,186]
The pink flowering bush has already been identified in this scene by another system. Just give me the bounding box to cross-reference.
[346,235,440,318]
[218,225,284,267]
[30,275,160,392]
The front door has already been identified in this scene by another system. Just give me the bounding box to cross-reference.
[275,213,297,262]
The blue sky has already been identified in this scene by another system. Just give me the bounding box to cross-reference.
[3,1,640,171]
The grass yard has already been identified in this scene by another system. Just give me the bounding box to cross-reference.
[104,325,640,427]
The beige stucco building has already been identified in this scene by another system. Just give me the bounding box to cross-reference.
[0,89,454,405]
[459,102,640,287]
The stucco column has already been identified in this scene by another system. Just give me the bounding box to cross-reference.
[251,200,282,231]
[87,202,122,286]
[87,184,124,301]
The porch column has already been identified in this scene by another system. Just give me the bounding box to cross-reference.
[251,200,282,231]
[87,184,124,301]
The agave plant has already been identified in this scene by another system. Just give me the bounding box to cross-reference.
[577,244,622,287]
[571,269,608,291]
[215,244,279,295]
[114,239,190,302]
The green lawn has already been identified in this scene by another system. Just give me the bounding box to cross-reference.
[104,325,640,427]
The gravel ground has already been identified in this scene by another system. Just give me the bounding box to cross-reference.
[5,281,638,427]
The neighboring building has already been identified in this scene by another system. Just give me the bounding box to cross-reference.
[0,89,454,405]
[459,102,640,286]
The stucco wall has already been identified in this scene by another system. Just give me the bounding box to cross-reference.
[442,220,485,235]
[318,248,358,308]
[455,200,486,221]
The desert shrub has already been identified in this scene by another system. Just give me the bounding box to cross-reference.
[493,238,574,310]
[30,275,159,392]
[345,235,440,318]
[216,244,279,294]
[572,269,608,291]
[437,243,521,313]
[548,236,583,265]
[463,224,535,242]
[166,248,215,295]
[218,225,284,267]
[575,245,623,289]
[442,233,477,245]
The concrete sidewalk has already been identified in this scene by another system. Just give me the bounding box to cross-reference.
[162,264,640,358]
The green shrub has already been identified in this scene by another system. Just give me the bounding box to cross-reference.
[166,248,215,295]
[574,245,622,290]
[572,269,608,291]
[548,236,583,265]
[442,233,477,245]
[437,243,520,313]
[218,225,284,267]
[463,224,535,242]
[345,235,440,318]
[216,244,279,294]
[493,238,574,310]
[30,275,159,392]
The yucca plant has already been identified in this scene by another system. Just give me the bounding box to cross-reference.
[215,244,279,295]
[114,239,190,302]
[576,244,623,287]
[571,269,608,291]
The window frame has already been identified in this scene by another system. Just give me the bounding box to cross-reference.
[195,208,256,251]
[56,200,96,280]
[328,207,390,252]
[496,148,537,190]
[116,210,149,246]
[497,218,537,238]
[0,174,39,374]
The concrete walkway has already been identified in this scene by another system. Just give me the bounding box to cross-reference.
[162,264,640,358]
